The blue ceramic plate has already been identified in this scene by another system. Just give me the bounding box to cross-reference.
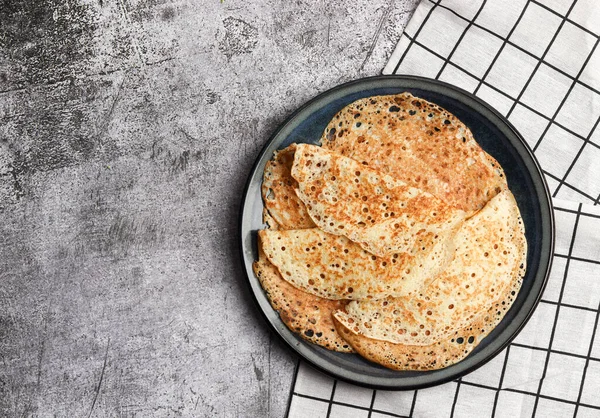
[239,75,554,389]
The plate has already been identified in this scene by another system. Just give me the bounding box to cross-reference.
[238,75,554,390]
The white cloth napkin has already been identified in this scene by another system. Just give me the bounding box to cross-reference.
[287,1,600,417]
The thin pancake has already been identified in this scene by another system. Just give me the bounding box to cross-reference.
[253,248,353,352]
[259,147,350,352]
[334,190,527,346]
[262,207,279,229]
[259,227,454,300]
[320,93,506,214]
[291,143,466,257]
[262,144,316,230]
[333,263,523,371]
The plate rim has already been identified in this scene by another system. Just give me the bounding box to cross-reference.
[238,74,555,390]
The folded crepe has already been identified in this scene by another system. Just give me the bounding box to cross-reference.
[254,93,527,369]
[291,144,466,258]
[257,144,351,352]
[320,93,507,214]
[262,144,316,230]
[259,227,453,301]
[334,269,524,371]
[253,246,353,352]
[333,190,527,370]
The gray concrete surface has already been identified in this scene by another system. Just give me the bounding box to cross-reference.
[0,0,419,416]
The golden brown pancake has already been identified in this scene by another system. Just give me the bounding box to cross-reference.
[262,144,316,230]
[259,227,454,301]
[334,267,523,371]
[253,248,353,352]
[291,143,465,257]
[262,207,279,229]
[254,92,527,371]
[320,93,507,214]
[259,145,351,352]
[334,190,526,346]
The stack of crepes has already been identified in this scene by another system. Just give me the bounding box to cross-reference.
[253,93,528,371]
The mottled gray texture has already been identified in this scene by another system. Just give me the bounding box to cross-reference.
[0,0,419,416]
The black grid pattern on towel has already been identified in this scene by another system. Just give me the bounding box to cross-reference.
[287,204,600,418]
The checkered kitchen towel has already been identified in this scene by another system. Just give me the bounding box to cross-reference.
[287,0,600,417]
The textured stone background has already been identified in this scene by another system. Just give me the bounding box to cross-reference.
[0,0,419,416]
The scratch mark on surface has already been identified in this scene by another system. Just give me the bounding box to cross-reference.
[224,287,231,323]
[88,337,110,418]
[358,3,392,73]
[193,394,216,414]
[0,76,75,96]
[0,65,133,97]
[116,0,145,64]
[236,131,245,159]
[35,306,51,388]
[0,85,28,95]
[96,73,127,141]
[146,56,176,67]
[171,150,190,173]
[21,301,52,416]
[150,139,162,160]
[179,128,198,144]
[199,342,228,356]
[326,16,331,47]
[251,354,264,382]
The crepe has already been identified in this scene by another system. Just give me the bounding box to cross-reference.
[253,92,528,371]
[262,144,316,230]
[260,227,454,301]
[333,190,527,347]
[291,143,466,257]
[258,144,351,352]
[253,248,353,352]
[262,207,279,229]
[320,93,507,214]
[333,265,523,371]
